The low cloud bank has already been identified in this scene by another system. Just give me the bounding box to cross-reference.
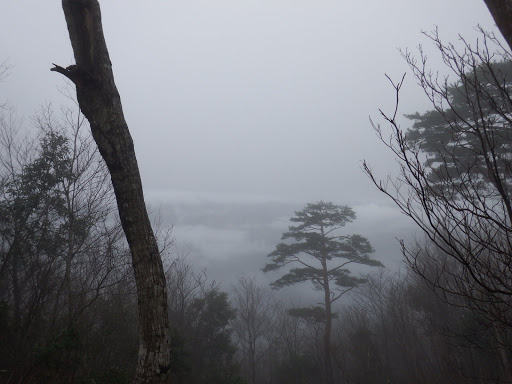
[147,190,416,291]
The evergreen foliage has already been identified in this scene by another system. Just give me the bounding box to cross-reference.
[405,60,512,188]
[264,201,381,295]
[264,201,381,384]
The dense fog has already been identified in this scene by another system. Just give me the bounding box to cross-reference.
[2,1,512,383]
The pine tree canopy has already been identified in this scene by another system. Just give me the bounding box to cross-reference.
[263,201,382,292]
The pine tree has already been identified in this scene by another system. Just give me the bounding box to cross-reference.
[263,201,382,384]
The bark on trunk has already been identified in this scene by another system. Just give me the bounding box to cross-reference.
[483,0,512,51]
[323,280,334,384]
[322,267,334,384]
[51,1,171,382]
[320,225,334,384]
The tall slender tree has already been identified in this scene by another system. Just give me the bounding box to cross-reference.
[263,201,382,384]
[51,1,171,382]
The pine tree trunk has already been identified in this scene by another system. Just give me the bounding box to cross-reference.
[52,1,171,382]
[320,225,334,384]
[483,0,512,51]
[322,270,334,384]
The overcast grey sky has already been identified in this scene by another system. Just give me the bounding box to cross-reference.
[0,1,501,288]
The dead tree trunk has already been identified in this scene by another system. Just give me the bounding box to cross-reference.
[51,1,171,382]
[483,0,512,51]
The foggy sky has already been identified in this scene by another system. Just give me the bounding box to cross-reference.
[0,1,501,290]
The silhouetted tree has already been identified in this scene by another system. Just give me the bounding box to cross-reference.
[0,106,131,383]
[364,28,512,380]
[263,201,382,384]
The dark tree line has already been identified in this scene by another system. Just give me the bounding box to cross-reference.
[1,105,510,384]
[0,107,245,383]
[0,106,133,383]
[229,270,512,384]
